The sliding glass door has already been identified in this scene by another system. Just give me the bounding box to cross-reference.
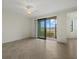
[37,16,57,39]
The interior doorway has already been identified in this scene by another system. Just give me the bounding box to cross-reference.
[37,16,57,40]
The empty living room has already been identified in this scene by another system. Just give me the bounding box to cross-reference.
[1,0,78,59]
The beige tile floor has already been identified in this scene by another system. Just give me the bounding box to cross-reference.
[2,39,77,59]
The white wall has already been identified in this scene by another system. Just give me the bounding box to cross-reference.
[56,13,67,43]
[32,8,77,43]
[2,10,32,43]
[32,13,68,43]
[66,11,77,38]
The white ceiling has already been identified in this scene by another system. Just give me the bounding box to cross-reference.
[3,0,77,17]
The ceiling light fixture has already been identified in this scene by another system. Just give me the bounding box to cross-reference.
[26,5,33,15]
[25,0,36,15]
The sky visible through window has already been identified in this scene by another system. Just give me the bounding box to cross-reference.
[41,19,56,28]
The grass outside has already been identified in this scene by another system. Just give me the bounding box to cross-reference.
[41,28,55,37]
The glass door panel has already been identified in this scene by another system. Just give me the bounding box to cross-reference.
[46,19,57,38]
[38,19,46,39]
